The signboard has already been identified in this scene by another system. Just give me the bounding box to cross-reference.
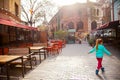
[68,29,76,32]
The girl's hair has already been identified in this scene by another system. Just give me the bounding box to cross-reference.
[96,38,103,50]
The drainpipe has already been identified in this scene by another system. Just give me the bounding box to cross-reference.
[112,0,114,21]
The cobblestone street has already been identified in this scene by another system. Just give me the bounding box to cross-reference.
[21,41,120,80]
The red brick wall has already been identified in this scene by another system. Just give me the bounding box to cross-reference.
[49,3,89,39]
[40,31,47,43]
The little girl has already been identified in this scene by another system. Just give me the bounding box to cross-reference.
[88,38,111,75]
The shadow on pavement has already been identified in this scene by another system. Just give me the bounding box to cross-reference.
[96,72,108,80]
[106,45,120,60]
[97,74,104,80]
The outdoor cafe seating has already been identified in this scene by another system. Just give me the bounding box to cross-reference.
[30,43,48,63]
[49,40,65,55]
[0,40,64,79]
[7,47,37,73]
[0,55,24,80]
[0,47,34,79]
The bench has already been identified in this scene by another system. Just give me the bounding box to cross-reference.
[32,43,48,59]
[8,47,37,73]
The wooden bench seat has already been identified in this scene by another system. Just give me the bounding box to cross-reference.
[8,47,37,73]
[33,43,48,59]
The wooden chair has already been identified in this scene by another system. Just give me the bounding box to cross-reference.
[57,40,63,52]
[62,40,66,47]
[46,46,52,55]
[50,43,60,55]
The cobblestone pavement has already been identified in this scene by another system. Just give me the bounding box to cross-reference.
[21,41,120,80]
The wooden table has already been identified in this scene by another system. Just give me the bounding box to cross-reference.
[0,55,24,80]
[29,46,45,63]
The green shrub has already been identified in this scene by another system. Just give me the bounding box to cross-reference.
[54,30,68,40]
[88,39,95,47]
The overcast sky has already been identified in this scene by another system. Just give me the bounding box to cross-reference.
[52,0,96,6]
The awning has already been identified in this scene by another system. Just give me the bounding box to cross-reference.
[108,20,119,28]
[15,23,31,30]
[0,18,16,27]
[29,27,38,31]
[97,23,108,30]
[98,20,120,30]
[0,18,33,30]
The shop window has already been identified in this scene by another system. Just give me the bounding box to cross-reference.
[4,25,8,33]
[0,25,8,33]
[0,24,3,32]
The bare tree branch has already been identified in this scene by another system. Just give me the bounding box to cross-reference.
[21,0,54,26]
[21,5,30,22]
[21,13,28,21]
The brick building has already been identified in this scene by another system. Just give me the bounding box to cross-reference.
[0,0,21,22]
[0,0,39,46]
[49,2,102,43]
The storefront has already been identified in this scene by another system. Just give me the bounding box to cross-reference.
[67,29,76,44]
[0,18,39,47]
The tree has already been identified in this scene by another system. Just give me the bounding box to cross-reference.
[54,30,68,40]
[21,0,54,27]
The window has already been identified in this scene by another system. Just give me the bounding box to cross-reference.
[15,3,19,16]
[92,8,96,16]
[78,9,82,16]
[117,25,120,38]
[76,21,84,31]
[97,9,99,16]
[0,24,3,32]
[91,21,97,30]
[118,25,120,30]
[68,22,74,29]
[0,25,8,33]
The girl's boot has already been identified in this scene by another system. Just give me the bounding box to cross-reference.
[96,69,99,75]
[101,67,105,72]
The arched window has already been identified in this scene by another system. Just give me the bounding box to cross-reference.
[68,22,74,29]
[97,9,99,16]
[91,21,97,30]
[78,10,82,16]
[76,21,84,31]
